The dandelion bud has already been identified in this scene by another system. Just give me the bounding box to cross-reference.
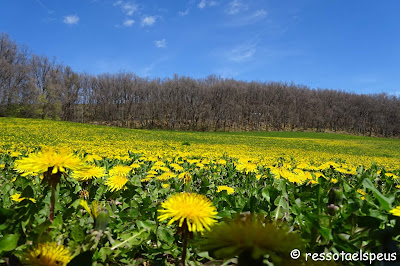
[327,204,340,215]
[328,186,343,206]
[94,210,110,231]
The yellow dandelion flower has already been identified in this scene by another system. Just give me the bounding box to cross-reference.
[178,172,192,183]
[330,178,338,184]
[10,151,21,157]
[385,173,399,179]
[158,192,218,233]
[357,189,366,196]
[271,167,291,179]
[217,186,235,195]
[159,166,171,172]
[162,184,170,188]
[130,163,141,169]
[389,206,400,217]
[296,163,310,170]
[187,159,200,165]
[396,185,400,189]
[141,177,152,182]
[10,193,36,203]
[170,163,184,172]
[314,172,326,179]
[71,166,105,181]
[217,159,227,165]
[147,170,158,175]
[109,165,131,177]
[201,159,210,165]
[85,154,102,162]
[286,172,304,184]
[14,148,83,176]
[307,179,319,185]
[0,164,5,168]
[151,165,163,171]
[157,171,176,181]
[105,175,128,192]
[21,242,72,266]
[196,163,204,168]
[154,161,165,166]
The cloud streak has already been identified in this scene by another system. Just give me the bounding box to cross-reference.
[35,0,54,14]
[221,9,268,27]
[114,1,138,16]
[63,15,79,25]
[178,9,190,16]
[123,19,135,27]
[226,43,256,62]
[225,0,247,15]
[142,16,156,26]
[140,56,170,77]
[154,39,167,48]
[197,0,217,9]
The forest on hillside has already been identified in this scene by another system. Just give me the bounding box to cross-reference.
[1,32,400,137]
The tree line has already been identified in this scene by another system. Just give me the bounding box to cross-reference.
[1,32,400,137]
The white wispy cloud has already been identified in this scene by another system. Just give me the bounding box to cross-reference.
[114,1,138,16]
[123,19,135,27]
[140,56,170,77]
[252,9,267,18]
[63,15,79,25]
[142,16,156,26]
[197,0,217,9]
[154,39,167,48]
[178,8,190,16]
[198,0,206,8]
[227,43,256,62]
[225,0,247,15]
[221,8,267,27]
[35,0,54,14]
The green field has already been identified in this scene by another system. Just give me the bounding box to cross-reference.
[1,117,400,169]
[0,118,400,265]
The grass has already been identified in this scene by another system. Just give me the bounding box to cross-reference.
[1,117,400,168]
[1,117,400,265]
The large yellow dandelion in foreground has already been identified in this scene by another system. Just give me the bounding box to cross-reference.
[158,192,218,232]
[105,175,129,192]
[14,148,83,176]
[22,242,72,266]
[71,166,105,181]
[109,165,131,177]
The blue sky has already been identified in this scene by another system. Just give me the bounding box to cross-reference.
[1,0,399,95]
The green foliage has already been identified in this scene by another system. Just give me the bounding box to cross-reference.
[0,122,400,264]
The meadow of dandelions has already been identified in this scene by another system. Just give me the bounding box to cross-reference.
[0,119,400,265]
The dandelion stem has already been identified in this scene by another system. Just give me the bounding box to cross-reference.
[181,219,189,266]
[49,183,56,222]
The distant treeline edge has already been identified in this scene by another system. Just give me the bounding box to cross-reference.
[1,32,399,137]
